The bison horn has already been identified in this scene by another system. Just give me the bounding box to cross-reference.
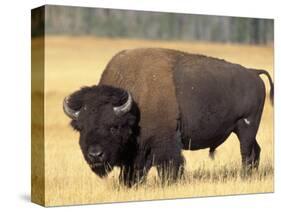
[63,96,80,120]
[113,92,133,116]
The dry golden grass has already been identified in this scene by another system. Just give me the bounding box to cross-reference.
[35,36,274,206]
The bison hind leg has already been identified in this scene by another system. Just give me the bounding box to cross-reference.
[234,116,262,170]
[209,147,216,160]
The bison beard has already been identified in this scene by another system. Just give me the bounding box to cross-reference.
[63,48,273,187]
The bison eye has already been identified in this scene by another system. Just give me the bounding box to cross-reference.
[110,126,119,135]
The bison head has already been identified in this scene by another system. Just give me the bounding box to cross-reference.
[63,85,140,177]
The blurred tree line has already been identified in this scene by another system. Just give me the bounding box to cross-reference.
[32,5,274,44]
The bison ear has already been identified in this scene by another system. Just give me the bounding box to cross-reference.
[70,119,82,131]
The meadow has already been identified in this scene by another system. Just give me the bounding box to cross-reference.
[35,36,273,206]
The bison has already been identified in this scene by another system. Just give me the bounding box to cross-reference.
[63,48,273,186]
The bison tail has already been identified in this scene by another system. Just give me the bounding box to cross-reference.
[250,69,274,105]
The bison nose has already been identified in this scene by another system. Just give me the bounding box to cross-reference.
[88,148,104,161]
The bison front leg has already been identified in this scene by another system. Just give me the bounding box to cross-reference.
[119,165,133,187]
[119,146,153,187]
[157,155,185,185]
[119,164,151,187]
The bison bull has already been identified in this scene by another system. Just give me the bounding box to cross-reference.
[63,48,274,186]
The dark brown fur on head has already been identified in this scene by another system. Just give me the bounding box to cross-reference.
[66,85,140,177]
